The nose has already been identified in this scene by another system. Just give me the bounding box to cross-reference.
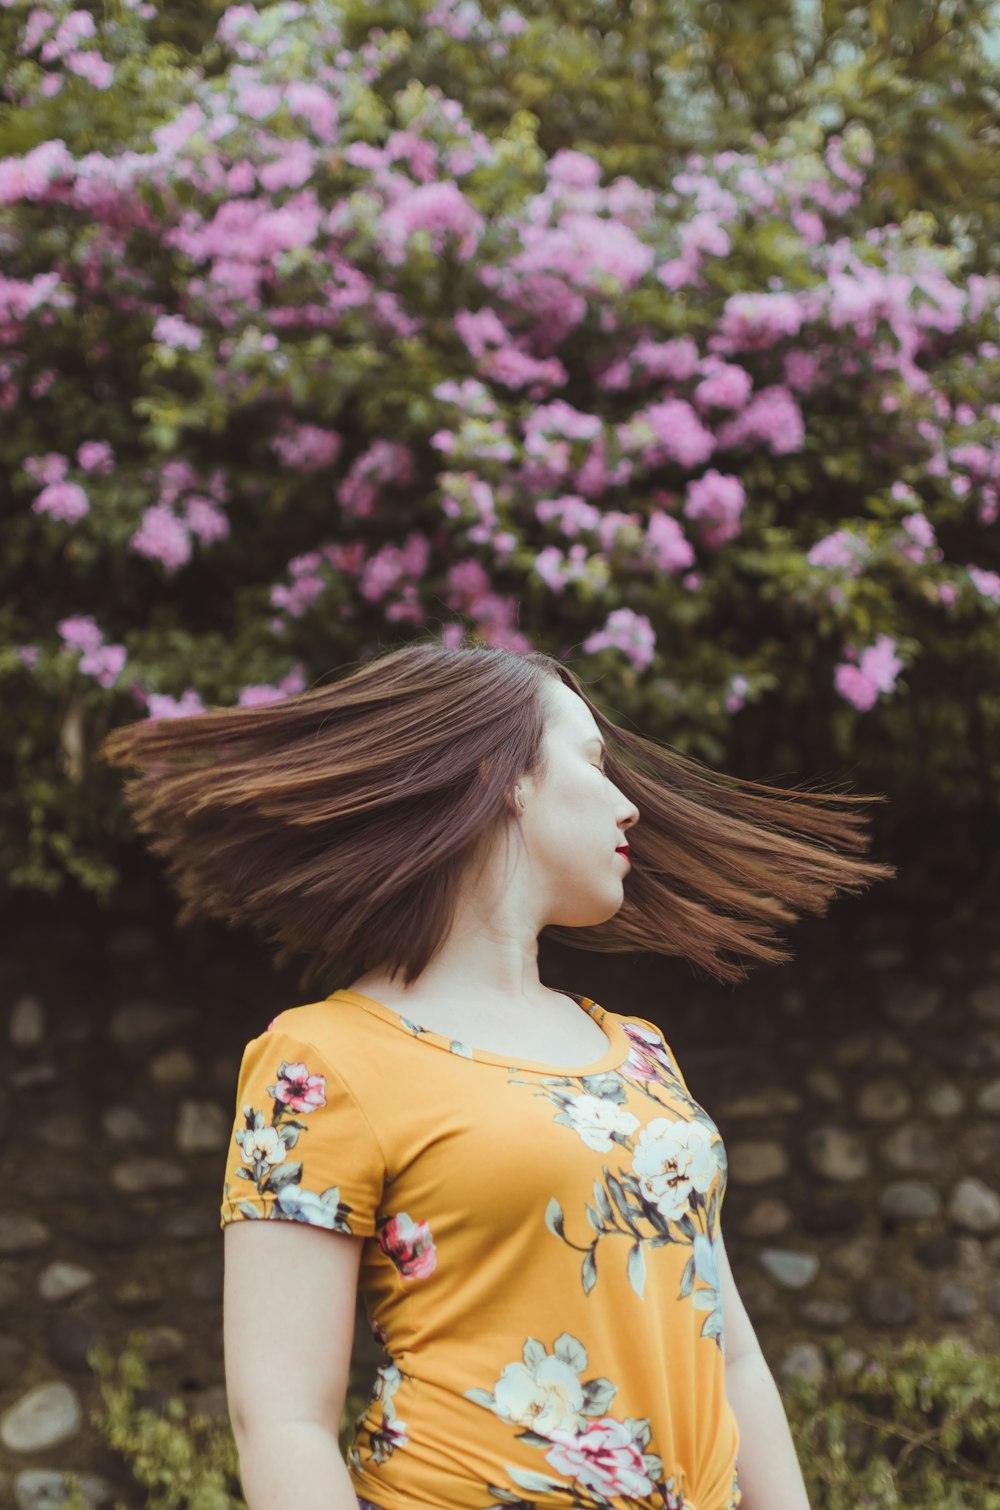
[618,800,639,833]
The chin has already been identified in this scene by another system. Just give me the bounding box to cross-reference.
[551,890,626,928]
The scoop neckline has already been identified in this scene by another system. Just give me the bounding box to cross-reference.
[328,987,630,1076]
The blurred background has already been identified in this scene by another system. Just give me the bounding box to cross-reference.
[2,1,1000,1506]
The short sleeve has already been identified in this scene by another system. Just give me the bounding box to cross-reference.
[219,1021,385,1237]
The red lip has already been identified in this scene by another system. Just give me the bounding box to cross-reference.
[616,848,631,864]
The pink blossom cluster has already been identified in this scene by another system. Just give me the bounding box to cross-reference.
[269,551,329,619]
[18,7,116,94]
[443,559,531,653]
[439,472,516,557]
[27,443,117,522]
[5,0,1000,725]
[238,664,308,705]
[337,440,415,519]
[271,422,342,473]
[129,462,230,569]
[583,608,657,672]
[360,533,431,624]
[57,614,126,688]
[806,528,871,577]
[834,635,904,712]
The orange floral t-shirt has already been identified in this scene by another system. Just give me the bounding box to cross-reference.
[220,987,741,1510]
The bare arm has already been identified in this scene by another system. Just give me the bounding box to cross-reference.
[718,1231,812,1510]
[223,1220,366,1510]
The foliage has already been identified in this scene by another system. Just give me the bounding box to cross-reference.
[785,1336,1000,1509]
[43,1328,372,1509]
[1,0,999,906]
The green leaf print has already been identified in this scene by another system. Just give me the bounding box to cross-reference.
[552,1332,588,1372]
[464,1386,495,1408]
[593,1178,614,1223]
[544,1197,565,1239]
[508,1467,568,1494]
[522,1338,547,1370]
[627,1240,647,1299]
[581,1375,617,1415]
[605,1170,641,1234]
[263,1160,302,1191]
[582,1246,597,1294]
[585,1202,605,1231]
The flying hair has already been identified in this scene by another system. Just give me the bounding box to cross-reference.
[98,638,896,991]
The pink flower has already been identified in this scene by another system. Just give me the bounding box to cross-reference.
[63,50,114,89]
[258,140,316,193]
[17,646,40,667]
[379,181,485,264]
[79,642,126,687]
[641,399,716,468]
[273,1059,327,1114]
[725,673,749,713]
[76,439,114,473]
[643,511,695,574]
[683,470,746,547]
[32,479,89,521]
[717,290,804,350]
[271,423,341,473]
[807,528,870,576]
[25,452,68,484]
[130,504,192,570]
[583,608,657,672]
[152,314,202,351]
[716,384,805,455]
[545,1416,655,1498]
[145,689,205,719]
[969,565,1000,603]
[379,1213,437,1280]
[238,684,288,706]
[834,634,904,711]
[621,1021,679,1083]
[694,363,753,410]
[515,213,654,292]
[547,149,602,190]
[57,614,103,652]
[183,496,229,543]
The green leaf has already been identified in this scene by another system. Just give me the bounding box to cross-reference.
[552,1332,588,1372]
[627,1241,647,1299]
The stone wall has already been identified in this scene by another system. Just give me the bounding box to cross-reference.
[0,893,997,1507]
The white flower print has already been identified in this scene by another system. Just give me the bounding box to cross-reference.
[563,1092,640,1152]
[492,1351,587,1435]
[631,1116,718,1222]
[234,1113,286,1169]
[273,1184,343,1227]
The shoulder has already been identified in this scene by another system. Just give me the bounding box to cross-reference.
[613,1010,693,1094]
[258,997,366,1058]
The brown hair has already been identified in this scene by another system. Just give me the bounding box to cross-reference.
[98,638,895,990]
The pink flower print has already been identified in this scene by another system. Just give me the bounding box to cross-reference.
[545,1416,655,1499]
[621,1021,678,1083]
[379,1213,437,1279]
[273,1060,327,1114]
[368,1315,389,1349]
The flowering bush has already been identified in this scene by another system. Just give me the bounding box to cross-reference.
[1,0,999,899]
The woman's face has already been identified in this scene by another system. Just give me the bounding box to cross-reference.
[517,680,640,929]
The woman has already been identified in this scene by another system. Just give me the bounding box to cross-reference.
[101,639,894,1510]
